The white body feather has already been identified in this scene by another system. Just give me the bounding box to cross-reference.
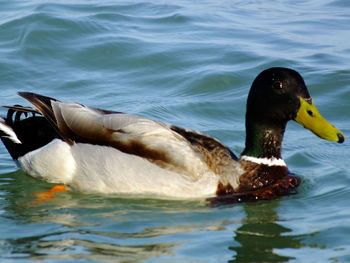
[18,139,220,198]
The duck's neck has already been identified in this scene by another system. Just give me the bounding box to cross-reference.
[241,120,286,160]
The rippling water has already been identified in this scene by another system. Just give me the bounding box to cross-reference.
[1,1,350,262]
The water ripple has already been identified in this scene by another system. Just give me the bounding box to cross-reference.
[0,1,350,262]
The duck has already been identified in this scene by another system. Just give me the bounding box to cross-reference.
[0,67,345,203]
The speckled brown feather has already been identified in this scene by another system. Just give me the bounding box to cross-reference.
[209,160,300,204]
[237,160,289,192]
[215,161,288,196]
[170,125,238,174]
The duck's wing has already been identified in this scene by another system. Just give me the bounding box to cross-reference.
[18,92,238,179]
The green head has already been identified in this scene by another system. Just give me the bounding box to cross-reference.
[242,67,344,158]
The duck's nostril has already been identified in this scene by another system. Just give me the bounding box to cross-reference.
[307,110,314,117]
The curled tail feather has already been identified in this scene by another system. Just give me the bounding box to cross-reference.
[0,117,21,144]
[0,105,59,160]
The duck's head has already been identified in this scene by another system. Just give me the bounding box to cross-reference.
[243,67,344,158]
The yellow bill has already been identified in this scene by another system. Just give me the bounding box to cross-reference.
[294,97,345,143]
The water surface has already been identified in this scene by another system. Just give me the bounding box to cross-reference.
[0,1,349,262]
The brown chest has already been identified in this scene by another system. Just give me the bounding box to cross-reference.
[211,160,300,204]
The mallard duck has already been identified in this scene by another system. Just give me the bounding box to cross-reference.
[0,68,345,202]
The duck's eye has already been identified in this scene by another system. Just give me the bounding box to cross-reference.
[272,81,283,89]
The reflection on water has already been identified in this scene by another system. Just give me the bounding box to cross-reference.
[0,168,341,263]
[230,201,299,263]
[0,171,224,261]
[0,172,177,262]
[0,170,333,262]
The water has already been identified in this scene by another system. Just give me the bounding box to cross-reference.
[0,1,349,262]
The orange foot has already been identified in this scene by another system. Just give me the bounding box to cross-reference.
[30,185,68,206]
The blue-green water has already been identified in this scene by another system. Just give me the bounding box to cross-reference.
[1,1,350,262]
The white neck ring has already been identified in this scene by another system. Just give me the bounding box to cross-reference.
[240,155,286,167]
